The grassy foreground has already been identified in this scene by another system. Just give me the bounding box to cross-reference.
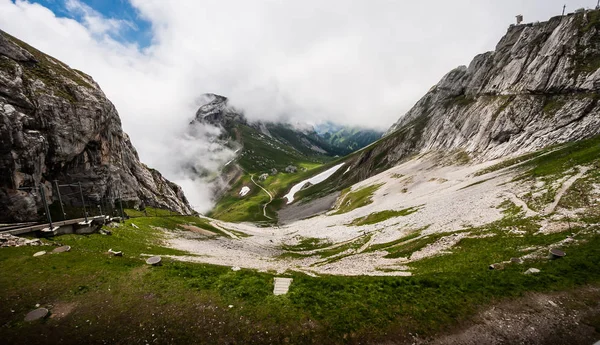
[1,210,599,344]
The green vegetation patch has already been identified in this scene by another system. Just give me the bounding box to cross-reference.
[349,206,421,226]
[316,235,372,259]
[384,232,448,259]
[365,227,428,253]
[210,161,331,223]
[475,149,552,176]
[542,96,566,116]
[514,135,600,179]
[332,183,384,215]
[558,169,600,210]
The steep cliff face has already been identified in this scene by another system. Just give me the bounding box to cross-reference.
[386,10,600,159]
[0,30,194,222]
[297,10,600,200]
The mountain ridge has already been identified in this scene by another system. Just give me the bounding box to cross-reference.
[288,9,600,206]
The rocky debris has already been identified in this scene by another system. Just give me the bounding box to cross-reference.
[33,251,46,257]
[24,308,49,322]
[510,257,523,264]
[270,168,278,175]
[52,245,70,253]
[489,263,504,270]
[524,268,541,275]
[146,256,162,266]
[548,248,566,259]
[99,229,112,235]
[108,248,122,256]
[285,165,298,173]
[408,232,469,261]
[0,234,42,247]
[0,30,194,223]
[231,266,241,271]
[131,223,139,229]
[258,173,269,181]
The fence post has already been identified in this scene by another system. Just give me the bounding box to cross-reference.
[39,185,53,229]
[54,180,66,220]
[78,182,88,222]
[118,190,125,221]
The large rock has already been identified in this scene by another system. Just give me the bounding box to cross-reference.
[0,30,194,222]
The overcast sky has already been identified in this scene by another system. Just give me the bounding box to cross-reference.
[0,0,594,210]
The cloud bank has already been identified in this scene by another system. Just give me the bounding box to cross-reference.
[0,0,592,211]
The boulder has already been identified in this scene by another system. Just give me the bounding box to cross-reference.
[24,308,49,322]
[524,268,541,275]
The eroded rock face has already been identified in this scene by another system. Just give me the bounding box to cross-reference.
[0,30,194,222]
[386,10,600,159]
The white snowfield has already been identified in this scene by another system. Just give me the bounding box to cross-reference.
[239,186,250,196]
[163,153,595,277]
[283,163,345,204]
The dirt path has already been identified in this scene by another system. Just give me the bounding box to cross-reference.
[209,222,240,240]
[506,192,538,217]
[544,166,591,215]
[250,174,273,220]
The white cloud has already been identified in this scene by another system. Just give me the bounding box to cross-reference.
[0,0,592,211]
[64,0,134,37]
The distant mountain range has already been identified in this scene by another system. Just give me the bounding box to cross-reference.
[314,122,383,156]
[192,94,382,173]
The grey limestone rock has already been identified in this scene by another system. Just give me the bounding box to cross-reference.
[0,30,194,222]
[386,11,600,161]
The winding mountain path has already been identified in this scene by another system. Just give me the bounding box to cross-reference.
[250,174,274,220]
[544,166,591,215]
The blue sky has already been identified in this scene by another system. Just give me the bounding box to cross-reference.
[32,0,152,47]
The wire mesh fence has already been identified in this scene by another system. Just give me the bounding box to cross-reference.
[3,175,185,225]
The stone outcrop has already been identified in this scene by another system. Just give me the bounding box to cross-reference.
[386,10,600,159]
[0,30,194,222]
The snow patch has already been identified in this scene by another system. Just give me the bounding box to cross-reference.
[239,186,250,197]
[283,163,345,204]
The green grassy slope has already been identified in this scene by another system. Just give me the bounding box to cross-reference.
[1,193,599,344]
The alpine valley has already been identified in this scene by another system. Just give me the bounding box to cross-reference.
[1,7,600,345]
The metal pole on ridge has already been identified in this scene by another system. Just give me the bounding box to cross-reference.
[39,185,53,229]
[78,182,88,223]
[118,190,125,221]
[54,180,66,220]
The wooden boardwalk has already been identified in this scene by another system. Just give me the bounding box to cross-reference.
[0,217,90,236]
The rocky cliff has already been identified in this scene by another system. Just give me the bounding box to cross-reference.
[0,30,194,222]
[299,9,600,198]
[386,9,600,159]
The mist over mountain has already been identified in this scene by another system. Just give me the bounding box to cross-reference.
[314,122,383,156]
